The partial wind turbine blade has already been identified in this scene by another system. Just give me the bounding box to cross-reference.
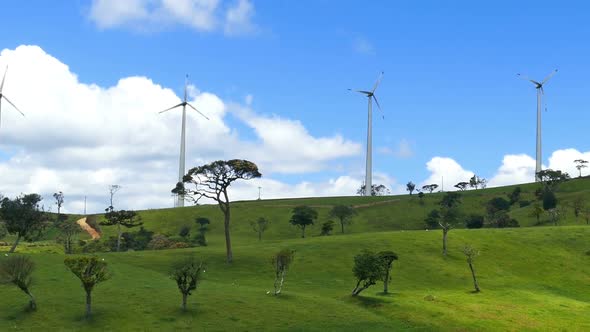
[2,95,25,116]
[372,71,384,93]
[159,103,184,114]
[0,66,7,93]
[372,94,382,111]
[186,103,209,120]
[516,73,538,85]
[541,69,558,85]
[351,89,372,95]
[184,74,189,102]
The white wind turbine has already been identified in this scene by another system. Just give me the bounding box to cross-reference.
[517,69,557,182]
[0,66,25,132]
[350,71,384,196]
[159,75,209,207]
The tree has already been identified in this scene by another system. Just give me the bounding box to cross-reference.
[0,194,48,253]
[173,159,261,263]
[194,217,210,246]
[572,197,585,222]
[508,187,522,206]
[351,250,383,296]
[179,225,191,239]
[53,191,64,223]
[329,205,357,233]
[529,203,544,224]
[438,192,462,256]
[422,184,439,194]
[542,190,557,211]
[547,207,565,226]
[320,220,335,236]
[454,182,469,191]
[583,208,590,225]
[378,251,398,294]
[465,214,484,229]
[101,207,142,252]
[108,185,121,209]
[170,257,204,311]
[356,184,390,196]
[537,169,570,192]
[486,197,511,216]
[57,220,80,254]
[406,181,416,195]
[417,191,425,206]
[64,256,111,318]
[0,222,7,239]
[289,205,318,238]
[469,175,487,190]
[250,217,270,241]
[489,211,520,228]
[424,209,441,229]
[574,159,588,178]
[462,245,480,293]
[271,249,295,295]
[0,255,36,310]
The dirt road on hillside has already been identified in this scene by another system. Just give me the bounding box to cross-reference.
[76,217,101,240]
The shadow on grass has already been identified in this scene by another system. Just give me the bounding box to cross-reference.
[271,293,296,300]
[4,303,37,321]
[348,295,388,308]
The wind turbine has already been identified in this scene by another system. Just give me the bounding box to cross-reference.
[517,69,557,182]
[349,71,384,196]
[0,66,25,131]
[159,75,209,207]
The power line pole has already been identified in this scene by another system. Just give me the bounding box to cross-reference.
[258,186,262,200]
[84,196,87,215]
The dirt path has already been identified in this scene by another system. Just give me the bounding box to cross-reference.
[76,217,100,240]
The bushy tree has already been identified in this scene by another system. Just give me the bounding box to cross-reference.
[378,251,398,294]
[465,214,484,229]
[64,256,111,318]
[417,191,425,205]
[271,249,295,295]
[529,203,544,224]
[173,159,261,263]
[0,194,48,253]
[454,182,469,191]
[537,169,570,192]
[469,175,487,189]
[57,220,80,254]
[462,245,480,293]
[289,206,318,238]
[422,184,439,194]
[356,184,390,196]
[351,250,383,296]
[179,225,191,239]
[250,217,270,241]
[542,190,557,211]
[438,192,462,256]
[101,207,143,252]
[320,220,335,236]
[194,217,210,246]
[424,209,440,229]
[406,181,416,195]
[508,187,522,206]
[170,257,204,311]
[486,197,510,215]
[329,205,356,233]
[0,255,36,310]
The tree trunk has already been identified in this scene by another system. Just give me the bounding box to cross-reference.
[383,270,390,294]
[116,223,121,252]
[223,207,232,263]
[274,269,286,295]
[468,262,480,292]
[301,225,306,238]
[182,293,188,311]
[442,229,448,256]
[258,231,262,241]
[25,289,36,310]
[9,234,21,253]
[341,219,345,233]
[86,291,92,318]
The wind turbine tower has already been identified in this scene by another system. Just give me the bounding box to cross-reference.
[159,75,209,207]
[517,69,557,182]
[0,66,25,131]
[350,72,384,196]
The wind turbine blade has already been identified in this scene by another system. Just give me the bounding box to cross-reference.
[184,74,189,102]
[541,69,558,85]
[516,73,538,84]
[372,95,382,111]
[2,95,24,116]
[186,103,209,120]
[158,103,184,114]
[372,71,384,93]
[0,66,7,93]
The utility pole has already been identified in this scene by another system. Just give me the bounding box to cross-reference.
[84,196,87,215]
[258,186,262,200]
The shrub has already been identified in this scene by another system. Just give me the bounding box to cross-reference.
[320,220,335,236]
[171,257,204,311]
[465,214,484,229]
[193,233,207,246]
[64,256,111,318]
[147,234,172,250]
[351,250,384,296]
[542,190,557,210]
[179,225,191,239]
[519,200,531,208]
[0,255,37,310]
[169,242,190,249]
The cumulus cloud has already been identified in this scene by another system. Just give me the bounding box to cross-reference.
[487,154,536,187]
[88,0,258,35]
[420,157,474,191]
[0,45,361,213]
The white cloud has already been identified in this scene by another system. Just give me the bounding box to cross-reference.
[353,37,374,55]
[420,157,474,191]
[88,0,257,35]
[0,45,361,213]
[487,154,536,187]
[547,148,590,178]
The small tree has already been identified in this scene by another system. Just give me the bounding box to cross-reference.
[351,250,383,296]
[0,255,36,310]
[320,220,335,236]
[406,181,416,195]
[462,245,480,293]
[542,190,557,211]
[101,207,143,252]
[537,169,570,192]
[170,257,204,311]
[417,191,425,205]
[57,220,80,254]
[64,256,111,318]
[250,217,270,241]
[465,214,484,229]
[378,251,398,294]
[454,182,469,191]
[574,159,588,178]
[529,203,544,224]
[271,249,295,295]
[439,192,462,256]
[422,184,439,194]
[356,184,390,196]
[572,197,585,222]
[424,209,440,229]
[328,205,357,233]
[547,207,565,226]
[0,194,48,253]
[194,217,210,246]
[289,206,318,238]
[179,225,191,239]
[53,191,64,223]
[508,187,522,206]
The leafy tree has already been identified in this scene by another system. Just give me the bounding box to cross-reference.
[574,159,588,178]
[508,187,522,206]
[406,181,416,195]
[356,184,390,196]
[195,217,210,229]
[378,251,398,294]
[454,182,469,191]
[529,203,544,224]
[329,205,357,233]
[271,249,295,295]
[64,256,111,318]
[289,205,318,238]
[320,220,335,236]
[489,211,520,228]
[0,255,36,310]
[469,175,487,190]
[173,159,261,263]
[53,191,64,223]
[351,250,383,296]
[462,245,480,293]
[0,194,48,253]
[422,184,439,194]
[170,257,204,311]
[417,191,425,205]
[486,197,511,215]
[424,209,440,229]
[101,207,143,252]
[537,169,570,192]
[572,197,585,222]
[547,207,566,226]
[57,220,80,254]
[250,217,270,241]
[542,190,557,211]
[178,225,191,239]
[438,192,462,256]
[465,214,484,229]
[194,217,210,246]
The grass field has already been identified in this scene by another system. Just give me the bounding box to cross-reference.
[1,178,590,331]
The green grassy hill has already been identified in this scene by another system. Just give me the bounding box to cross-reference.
[1,178,590,331]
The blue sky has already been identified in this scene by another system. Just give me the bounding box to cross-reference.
[0,1,589,212]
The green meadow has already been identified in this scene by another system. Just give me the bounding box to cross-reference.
[1,178,590,331]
